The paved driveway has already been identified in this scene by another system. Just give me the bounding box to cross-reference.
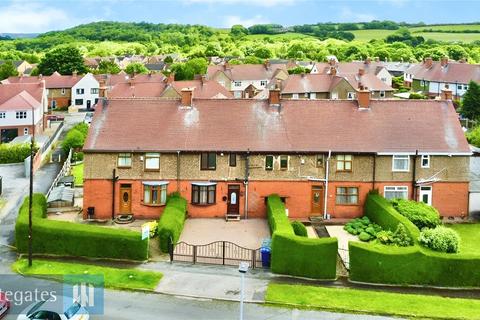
[179,219,270,248]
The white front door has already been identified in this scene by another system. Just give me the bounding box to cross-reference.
[419,186,432,206]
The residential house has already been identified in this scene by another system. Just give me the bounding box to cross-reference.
[96,73,166,98]
[207,61,289,98]
[71,73,100,110]
[0,81,47,143]
[82,90,470,221]
[0,60,34,75]
[404,57,480,98]
[312,58,393,87]
[144,62,166,73]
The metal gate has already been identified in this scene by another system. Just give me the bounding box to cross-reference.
[170,241,263,269]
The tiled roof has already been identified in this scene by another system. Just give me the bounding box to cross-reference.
[168,79,233,99]
[95,73,166,88]
[0,82,44,110]
[406,61,480,84]
[342,74,394,92]
[84,98,469,154]
[4,72,82,88]
[315,61,386,76]
[281,74,348,94]
[207,63,287,81]
[109,81,167,98]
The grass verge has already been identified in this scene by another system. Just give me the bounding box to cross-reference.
[71,163,83,186]
[12,258,162,291]
[447,223,480,255]
[265,283,480,319]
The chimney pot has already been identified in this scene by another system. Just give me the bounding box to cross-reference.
[358,68,365,76]
[440,56,449,67]
[181,88,194,107]
[357,88,370,109]
[365,57,371,65]
[72,71,77,77]
[329,66,337,76]
[269,89,280,106]
[424,57,433,68]
[441,85,453,100]
[328,58,336,66]
[264,59,270,69]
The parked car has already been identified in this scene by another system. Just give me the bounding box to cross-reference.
[16,298,89,320]
[0,292,10,318]
[46,114,65,122]
[83,112,94,125]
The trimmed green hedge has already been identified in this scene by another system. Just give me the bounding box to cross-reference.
[15,194,148,261]
[350,193,480,287]
[291,221,308,237]
[158,194,187,253]
[0,143,38,164]
[364,193,420,241]
[267,194,337,280]
[391,199,441,230]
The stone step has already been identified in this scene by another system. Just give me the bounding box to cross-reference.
[225,213,241,221]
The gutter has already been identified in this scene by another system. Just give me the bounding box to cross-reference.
[323,150,331,220]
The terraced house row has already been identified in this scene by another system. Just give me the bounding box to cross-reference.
[82,88,470,221]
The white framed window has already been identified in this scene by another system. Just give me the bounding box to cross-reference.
[265,155,274,170]
[145,153,160,170]
[260,80,267,87]
[392,155,410,172]
[421,155,430,168]
[16,111,27,119]
[331,92,338,100]
[76,88,85,94]
[234,81,242,87]
[23,128,29,135]
[336,155,353,172]
[347,92,356,100]
[117,153,132,167]
[381,77,387,83]
[292,93,299,99]
[384,186,408,200]
[279,155,288,170]
[0,112,5,118]
[91,88,99,94]
[380,91,385,98]
[457,85,462,90]
[310,93,316,100]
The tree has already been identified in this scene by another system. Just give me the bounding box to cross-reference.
[253,47,272,59]
[288,66,309,74]
[38,46,87,75]
[230,25,248,37]
[170,57,208,80]
[125,62,148,75]
[0,61,19,80]
[466,126,480,147]
[461,81,480,120]
[97,60,121,74]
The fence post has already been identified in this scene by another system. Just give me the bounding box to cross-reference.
[222,241,226,265]
[168,237,174,263]
[193,245,197,264]
[251,250,256,269]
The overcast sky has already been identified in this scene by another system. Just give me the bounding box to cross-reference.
[1,0,479,33]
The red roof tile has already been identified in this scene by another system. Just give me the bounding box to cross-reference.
[84,98,469,154]
[169,79,233,99]
[406,61,480,84]
[0,82,44,110]
[207,63,287,81]
[4,72,82,88]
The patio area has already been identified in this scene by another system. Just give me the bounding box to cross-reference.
[179,218,271,249]
[325,225,360,269]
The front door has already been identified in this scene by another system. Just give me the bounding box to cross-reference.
[227,185,240,215]
[86,100,91,109]
[119,184,132,214]
[311,186,324,214]
[419,186,432,206]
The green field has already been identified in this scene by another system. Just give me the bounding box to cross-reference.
[245,32,317,41]
[266,283,480,319]
[410,24,480,32]
[350,29,396,42]
[415,32,480,42]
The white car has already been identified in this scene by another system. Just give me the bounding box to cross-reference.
[16,297,89,320]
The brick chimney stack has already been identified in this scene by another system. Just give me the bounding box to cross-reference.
[441,84,453,100]
[166,73,175,84]
[358,68,365,76]
[357,86,370,109]
[328,58,336,66]
[269,89,280,106]
[424,57,433,68]
[181,88,194,107]
[264,59,270,70]
[329,66,337,76]
[365,57,371,65]
[72,70,77,78]
[440,56,449,67]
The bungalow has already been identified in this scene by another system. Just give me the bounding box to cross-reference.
[82,89,470,221]
[0,81,47,143]
[207,61,289,98]
[404,57,480,99]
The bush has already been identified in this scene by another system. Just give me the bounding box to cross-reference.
[419,226,460,253]
[142,221,158,238]
[291,221,307,237]
[62,123,89,154]
[158,194,187,252]
[344,216,383,241]
[359,232,371,242]
[391,199,441,230]
[15,194,148,261]
[266,195,293,234]
[392,224,413,247]
[0,143,37,164]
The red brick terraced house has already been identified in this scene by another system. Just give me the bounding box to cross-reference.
[82,90,471,221]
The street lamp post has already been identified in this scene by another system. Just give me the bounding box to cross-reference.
[28,106,35,267]
[238,261,249,320]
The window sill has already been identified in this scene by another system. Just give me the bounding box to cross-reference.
[200,168,217,171]
[117,166,131,169]
[335,203,360,206]
[392,170,410,173]
[144,169,160,172]
[191,203,216,207]
[141,202,166,207]
[336,170,352,173]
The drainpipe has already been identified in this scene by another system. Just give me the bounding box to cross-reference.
[412,150,418,201]
[372,154,376,191]
[112,168,119,220]
[176,151,181,192]
[244,150,250,220]
[323,150,331,219]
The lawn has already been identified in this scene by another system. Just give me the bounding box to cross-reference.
[410,24,480,32]
[447,223,480,255]
[350,29,395,41]
[13,258,163,291]
[415,32,480,43]
[266,283,480,319]
[71,163,83,186]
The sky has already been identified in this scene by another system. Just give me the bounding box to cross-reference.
[1,0,480,33]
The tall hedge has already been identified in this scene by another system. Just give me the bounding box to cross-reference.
[0,143,37,164]
[350,193,480,287]
[158,194,187,252]
[15,194,148,261]
[267,194,337,280]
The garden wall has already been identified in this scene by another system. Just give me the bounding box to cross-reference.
[349,193,480,287]
[15,194,148,261]
[268,194,337,280]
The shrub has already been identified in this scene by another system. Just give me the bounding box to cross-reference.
[376,230,394,245]
[344,216,382,241]
[291,221,307,237]
[142,221,158,238]
[158,194,187,252]
[419,226,460,253]
[359,232,371,242]
[15,194,148,260]
[62,123,89,154]
[392,224,413,247]
[0,143,38,164]
[391,199,441,230]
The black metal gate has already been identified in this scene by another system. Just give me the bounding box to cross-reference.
[169,241,263,269]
